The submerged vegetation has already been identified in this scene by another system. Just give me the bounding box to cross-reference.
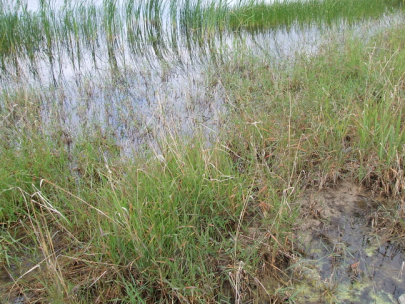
[0,0,405,302]
[229,0,403,29]
[0,0,403,75]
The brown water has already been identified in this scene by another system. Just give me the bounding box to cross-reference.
[293,182,405,303]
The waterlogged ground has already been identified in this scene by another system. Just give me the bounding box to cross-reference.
[2,186,405,303]
[1,0,404,155]
[294,182,405,303]
[1,0,405,303]
[2,15,404,157]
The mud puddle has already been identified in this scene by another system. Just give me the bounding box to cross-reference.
[293,181,405,303]
[0,227,43,304]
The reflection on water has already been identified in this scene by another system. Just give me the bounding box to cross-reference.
[0,0,404,154]
[23,0,288,12]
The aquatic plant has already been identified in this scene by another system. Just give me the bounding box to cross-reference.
[1,0,405,302]
[0,0,403,74]
[229,0,403,29]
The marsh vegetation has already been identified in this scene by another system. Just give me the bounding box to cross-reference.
[1,0,405,302]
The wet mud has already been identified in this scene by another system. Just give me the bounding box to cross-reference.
[293,181,405,303]
[2,182,405,303]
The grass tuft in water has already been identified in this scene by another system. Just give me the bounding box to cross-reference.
[1,2,405,303]
[229,0,403,30]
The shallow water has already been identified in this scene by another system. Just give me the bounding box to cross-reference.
[294,183,405,303]
[1,2,405,303]
[22,0,292,12]
[0,1,404,155]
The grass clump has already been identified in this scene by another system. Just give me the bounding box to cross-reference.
[1,11,405,304]
[218,22,405,196]
[0,108,294,302]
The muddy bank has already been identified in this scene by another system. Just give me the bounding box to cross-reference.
[293,181,405,303]
[2,181,405,304]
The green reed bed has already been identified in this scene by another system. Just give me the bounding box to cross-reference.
[0,7,42,69]
[1,22,405,303]
[229,0,403,29]
[0,0,403,75]
[1,5,405,304]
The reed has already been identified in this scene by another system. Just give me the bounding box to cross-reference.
[0,0,402,74]
[229,0,403,29]
[1,1,405,303]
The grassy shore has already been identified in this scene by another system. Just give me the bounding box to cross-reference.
[0,0,402,73]
[1,10,405,304]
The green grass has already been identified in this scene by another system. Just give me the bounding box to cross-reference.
[1,128,293,302]
[229,0,403,30]
[0,0,403,73]
[1,2,405,303]
[0,82,295,301]
[218,21,405,195]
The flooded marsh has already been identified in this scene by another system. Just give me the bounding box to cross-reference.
[1,0,405,303]
[1,0,403,155]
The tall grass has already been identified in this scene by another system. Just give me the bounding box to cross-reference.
[0,0,403,75]
[229,0,403,29]
[0,124,294,301]
[1,1,405,303]
[218,21,405,196]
